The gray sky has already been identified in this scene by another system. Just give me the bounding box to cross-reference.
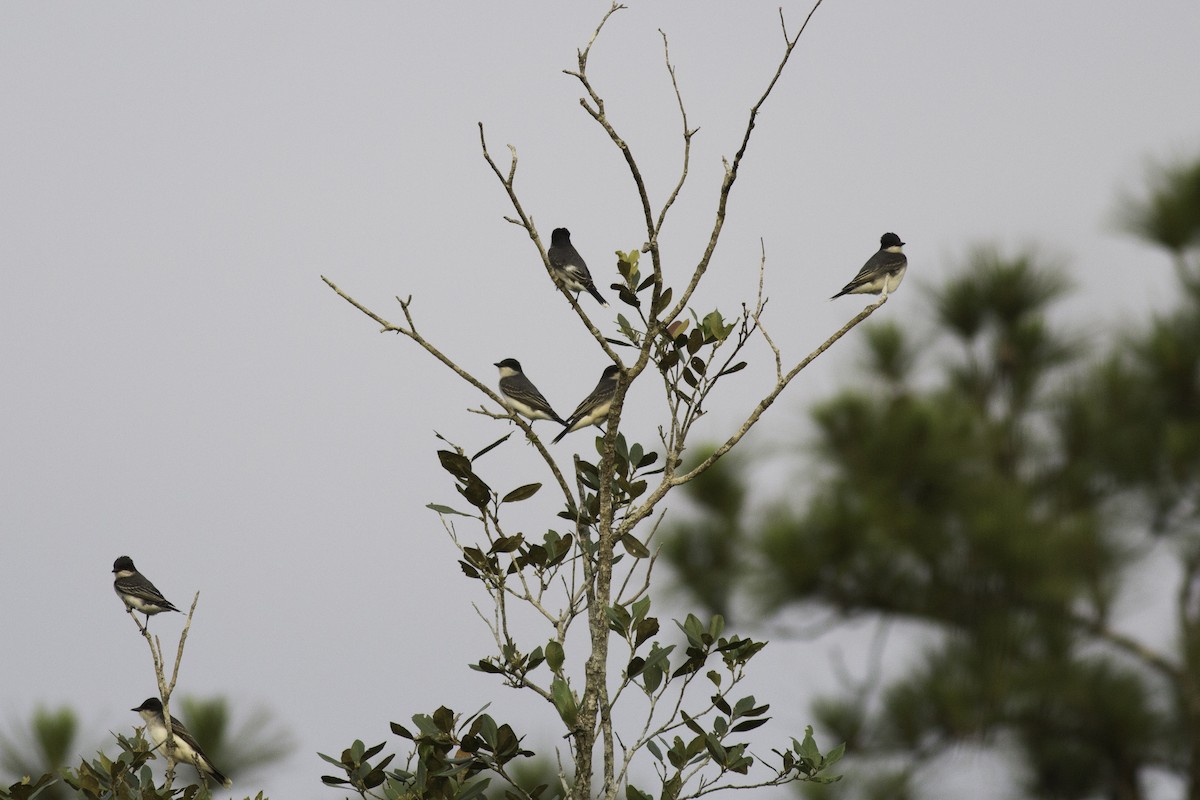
[3,2,1199,798]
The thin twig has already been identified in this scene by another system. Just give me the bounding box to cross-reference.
[666,0,826,325]
[476,124,622,365]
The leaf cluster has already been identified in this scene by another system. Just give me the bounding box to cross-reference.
[320,706,540,800]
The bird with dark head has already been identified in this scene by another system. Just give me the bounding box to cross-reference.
[553,365,621,444]
[831,232,907,301]
[132,697,232,788]
[548,228,609,307]
[495,358,566,425]
[112,556,180,622]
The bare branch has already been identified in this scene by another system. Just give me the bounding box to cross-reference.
[751,240,782,380]
[564,4,659,280]
[653,29,697,244]
[477,123,623,363]
[667,0,825,324]
[321,275,575,504]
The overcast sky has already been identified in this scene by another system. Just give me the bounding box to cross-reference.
[3,3,1199,799]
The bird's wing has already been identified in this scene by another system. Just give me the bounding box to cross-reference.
[116,575,173,605]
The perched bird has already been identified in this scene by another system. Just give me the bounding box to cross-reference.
[112,556,180,620]
[831,232,908,300]
[553,365,621,444]
[548,228,608,307]
[132,697,232,788]
[495,359,567,425]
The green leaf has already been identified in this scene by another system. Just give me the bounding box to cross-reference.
[546,641,565,672]
[631,595,651,622]
[617,285,642,308]
[427,503,473,517]
[607,603,632,635]
[717,361,747,378]
[703,733,727,764]
[476,713,499,748]
[457,778,492,800]
[702,310,731,342]
[620,534,651,558]
[643,664,663,693]
[471,434,512,461]
[551,678,578,727]
[458,476,492,510]
[616,253,633,280]
[501,483,542,503]
[730,718,770,733]
[652,287,674,317]
[489,535,524,553]
[680,614,705,647]
[634,617,659,648]
[438,450,475,482]
[433,707,455,733]
[679,710,705,736]
[797,726,820,759]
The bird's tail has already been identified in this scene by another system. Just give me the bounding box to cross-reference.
[552,421,573,444]
[587,284,609,308]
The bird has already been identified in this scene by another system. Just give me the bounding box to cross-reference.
[831,232,908,301]
[495,359,567,425]
[548,228,609,307]
[132,697,232,788]
[553,365,621,444]
[112,556,180,620]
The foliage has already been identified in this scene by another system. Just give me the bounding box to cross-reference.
[0,728,267,800]
[0,697,287,800]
